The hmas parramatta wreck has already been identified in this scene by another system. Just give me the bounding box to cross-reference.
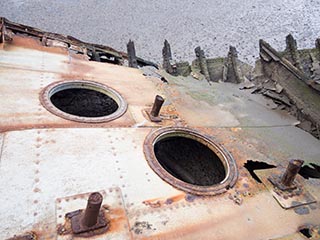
[0,17,319,240]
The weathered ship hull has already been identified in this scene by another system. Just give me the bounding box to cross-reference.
[0,18,319,240]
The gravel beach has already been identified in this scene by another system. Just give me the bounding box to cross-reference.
[1,0,320,65]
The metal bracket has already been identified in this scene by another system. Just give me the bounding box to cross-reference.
[255,167,316,209]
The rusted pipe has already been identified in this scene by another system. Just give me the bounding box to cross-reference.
[82,192,103,227]
[281,159,304,186]
[150,95,164,117]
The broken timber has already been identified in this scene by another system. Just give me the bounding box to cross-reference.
[162,39,173,74]
[0,17,157,68]
[225,46,241,83]
[127,40,138,68]
[195,46,210,81]
[259,39,320,136]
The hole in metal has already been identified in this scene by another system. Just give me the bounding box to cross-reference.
[299,228,312,238]
[244,160,276,183]
[41,80,127,123]
[299,163,320,179]
[50,88,118,117]
[154,136,226,186]
[144,127,238,195]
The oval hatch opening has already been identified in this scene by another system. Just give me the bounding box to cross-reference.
[50,88,119,117]
[154,136,226,186]
[40,80,127,123]
[144,127,238,195]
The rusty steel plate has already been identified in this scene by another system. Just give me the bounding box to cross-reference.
[143,127,238,196]
[56,188,131,240]
[255,168,316,209]
[40,80,128,123]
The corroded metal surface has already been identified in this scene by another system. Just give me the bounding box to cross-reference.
[256,168,316,209]
[0,35,172,132]
[143,127,238,195]
[56,189,129,240]
[0,19,319,240]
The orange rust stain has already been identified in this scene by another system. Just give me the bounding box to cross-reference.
[143,194,186,208]
[8,35,68,55]
[231,127,242,132]
[143,199,162,208]
[107,207,129,233]
[0,116,135,133]
[169,194,185,203]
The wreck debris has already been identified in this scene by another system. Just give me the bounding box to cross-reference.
[0,18,13,44]
[127,39,138,68]
[148,95,165,122]
[0,17,158,68]
[195,46,210,81]
[315,38,320,57]
[161,40,191,77]
[161,41,246,83]
[258,39,320,139]
[225,46,241,83]
[67,192,109,235]
[262,90,291,107]
[285,34,301,70]
[174,61,191,77]
[0,18,4,43]
[162,39,173,74]
[91,48,101,62]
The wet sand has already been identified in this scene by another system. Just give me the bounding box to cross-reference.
[1,0,319,64]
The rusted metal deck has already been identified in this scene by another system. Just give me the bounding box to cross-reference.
[0,19,319,240]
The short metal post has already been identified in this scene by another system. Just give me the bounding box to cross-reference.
[82,192,103,227]
[150,95,164,118]
[281,159,304,187]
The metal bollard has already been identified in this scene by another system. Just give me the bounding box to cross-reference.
[68,191,108,235]
[281,159,304,187]
[150,95,164,118]
[82,192,103,227]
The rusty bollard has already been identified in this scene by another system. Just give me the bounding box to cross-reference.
[69,192,109,234]
[82,192,103,227]
[281,159,304,187]
[148,95,165,122]
[269,159,304,191]
[151,95,165,117]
